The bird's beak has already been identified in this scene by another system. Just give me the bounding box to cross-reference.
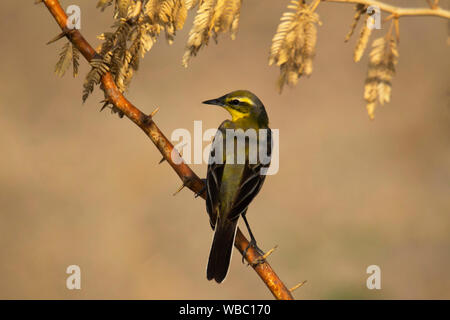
[202,98,222,106]
[202,95,226,107]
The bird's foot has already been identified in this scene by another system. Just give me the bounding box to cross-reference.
[242,238,264,264]
[194,179,207,198]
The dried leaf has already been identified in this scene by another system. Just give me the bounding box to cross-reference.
[72,45,80,77]
[183,0,243,67]
[82,52,111,103]
[55,42,73,77]
[269,0,321,92]
[116,0,131,18]
[186,0,201,10]
[182,0,217,67]
[97,0,113,11]
[364,32,399,119]
[345,4,366,42]
[354,15,372,62]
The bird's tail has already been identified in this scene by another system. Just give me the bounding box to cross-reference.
[207,219,238,283]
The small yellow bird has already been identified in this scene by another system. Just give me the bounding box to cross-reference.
[202,90,272,283]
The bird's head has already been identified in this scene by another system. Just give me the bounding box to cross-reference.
[202,90,269,126]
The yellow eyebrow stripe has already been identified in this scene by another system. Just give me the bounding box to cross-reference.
[235,97,253,105]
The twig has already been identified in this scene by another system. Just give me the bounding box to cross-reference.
[323,0,450,19]
[41,0,294,300]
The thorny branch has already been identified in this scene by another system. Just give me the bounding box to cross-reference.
[323,0,450,19]
[40,0,296,300]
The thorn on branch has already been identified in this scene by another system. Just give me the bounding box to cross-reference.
[289,280,307,292]
[99,99,113,112]
[173,183,186,196]
[143,107,159,126]
[47,31,69,45]
[173,175,200,197]
[182,175,196,189]
[98,99,124,118]
[100,102,110,112]
[149,106,160,118]
[262,245,278,259]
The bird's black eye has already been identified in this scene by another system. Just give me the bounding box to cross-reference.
[230,99,240,105]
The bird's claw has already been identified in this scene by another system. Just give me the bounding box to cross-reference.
[242,238,264,264]
[244,244,278,267]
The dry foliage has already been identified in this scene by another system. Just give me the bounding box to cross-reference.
[54,41,80,77]
[81,0,242,102]
[47,0,449,119]
[353,14,372,62]
[182,0,242,67]
[268,0,321,93]
[344,6,400,119]
[364,23,399,120]
[88,0,188,98]
[345,4,366,42]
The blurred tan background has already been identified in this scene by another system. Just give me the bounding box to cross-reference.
[0,0,449,299]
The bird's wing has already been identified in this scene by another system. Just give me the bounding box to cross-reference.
[206,121,229,230]
[206,124,272,228]
[227,128,272,220]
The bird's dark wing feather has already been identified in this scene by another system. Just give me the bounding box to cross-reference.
[206,122,229,230]
[227,128,272,220]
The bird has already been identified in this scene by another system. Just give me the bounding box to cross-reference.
[202,90,272,283]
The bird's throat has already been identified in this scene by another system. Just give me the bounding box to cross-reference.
[225,107,249,122]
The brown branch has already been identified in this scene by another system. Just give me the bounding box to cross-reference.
[41,0,294,300]
[323,0,450,19]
